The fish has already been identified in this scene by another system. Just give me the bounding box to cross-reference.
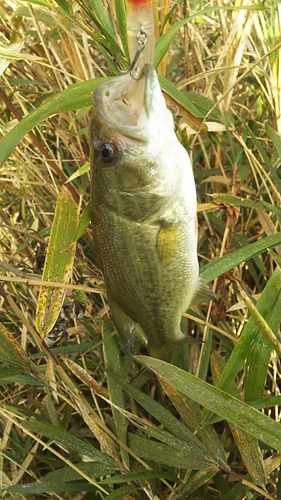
[89,64,214,361]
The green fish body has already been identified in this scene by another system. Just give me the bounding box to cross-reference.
[90,65,214,360]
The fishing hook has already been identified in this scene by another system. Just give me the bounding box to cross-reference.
[129,26,148,80]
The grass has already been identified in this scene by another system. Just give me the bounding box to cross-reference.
[0,0,281,498]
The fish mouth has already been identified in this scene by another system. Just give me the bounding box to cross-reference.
[93,65,162,143]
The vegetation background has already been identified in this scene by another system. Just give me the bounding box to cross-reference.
[0,0,281,498]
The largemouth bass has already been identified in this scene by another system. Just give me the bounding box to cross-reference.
[90,65,214,361]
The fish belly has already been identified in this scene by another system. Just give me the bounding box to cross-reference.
[92,199,199,359]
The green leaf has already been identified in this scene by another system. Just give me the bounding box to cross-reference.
[102,321,130,469]
[212,268,281,397]
[0,323,40,378]
[43,461,116,482]
[100,470,179,484]
[0,41,24,77]
[105,485,136,500]
[114,0,129,60]
[154,5,265,68]
[15,0,52,7]
[154,17,191,68]
[0,322,29,368]
[160,378,227,468]
[6,482,97,493]
[35,186,78,336]
[112,372,213,465]
[233,232,265,283]
[137,356,281,452]
[54,0,72,12]
[145,425,215,469]
[0,366,26,378]
[0,77,108,169]
[1,374,42,386]
[162,0,182,31]
[200,232,281,283]
[22,419,117,466]
[212,193,281,219]
[211,351,265,487]
[181,467,221,497]
[266,122,281,158]
[77,2,124,59]
[66,162,90,183]
[87,0,115,38]
[74,201,91,241]
[128,433,213,470]
[249,396,281,411]
[185,91,222,120]
[159,75,200,116]
[246,122,281,193]
[242,284,281,402]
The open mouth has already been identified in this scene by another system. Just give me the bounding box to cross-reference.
[96,73,146,126]
[93,65,160,142]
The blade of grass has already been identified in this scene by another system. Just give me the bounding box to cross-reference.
[113,0,129,60]
[212,193,281,219]
[240,287,281,403]
[102,321,130,469]
[6,482,98,494]
[265,122,281,158]
[200,233,281,283]
[54,0,124,59]
[0,77,107,168]
[209,268,281,398]
[105,485,136,500]
[159,75,201,117]
[137,356,281,452]
[23,419,117,465]
[35,186,78,336]
[100,470,179,484]
[0,322,32,369]
[43,461,117,482]
[111,372,215,466]
[83,0,115,38]
[181,467,223,497]
[245,122,281,194]
[73,201,91,241]
[127,432,213,470]
[159,378,227,468]
[211,351,265,487]
[154,5,265,68]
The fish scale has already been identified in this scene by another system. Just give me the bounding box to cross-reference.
[94,213,194,356]
[90,64,214,360]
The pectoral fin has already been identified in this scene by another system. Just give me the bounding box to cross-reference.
[190,278,215,306]
[156,223,179,263]
[107,292,136,352]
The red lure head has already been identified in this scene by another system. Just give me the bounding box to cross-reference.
[126,0,150,7]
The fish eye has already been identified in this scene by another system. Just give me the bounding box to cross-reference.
[99,143,115,164]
